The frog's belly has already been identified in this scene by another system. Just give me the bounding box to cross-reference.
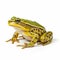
[21,32,32,41]
[23,34,32,41]
[14,27,32,41]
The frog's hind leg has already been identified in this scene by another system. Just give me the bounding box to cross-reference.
[40,31,53,45]
[6,31,19,44]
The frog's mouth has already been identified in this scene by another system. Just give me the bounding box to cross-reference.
[8,20,30,31]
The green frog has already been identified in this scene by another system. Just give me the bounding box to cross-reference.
[6,16,53,49]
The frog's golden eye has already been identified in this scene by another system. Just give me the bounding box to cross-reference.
[15,20,20,23]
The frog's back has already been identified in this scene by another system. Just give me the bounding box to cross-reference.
[21,18,45,29]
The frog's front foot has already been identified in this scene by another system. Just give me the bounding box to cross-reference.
[6,38,19,44]
[6,32,19,44]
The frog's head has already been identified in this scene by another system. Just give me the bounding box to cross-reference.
[8,16,30,31]
[40,31,53,43]
[8,16,21,25]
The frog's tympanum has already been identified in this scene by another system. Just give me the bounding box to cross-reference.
[6,16,53,49]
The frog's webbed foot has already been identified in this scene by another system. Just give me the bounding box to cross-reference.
[6,32,19,44]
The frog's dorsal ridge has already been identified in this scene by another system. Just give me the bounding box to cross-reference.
[21,18,45,29]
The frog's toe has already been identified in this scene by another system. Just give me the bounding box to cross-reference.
[21,43,28,49]
[17,43,28,49]
[6,39,20,44]
[12,39,20,44]
[6,39,11,42]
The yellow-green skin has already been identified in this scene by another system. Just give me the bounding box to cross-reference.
[6,16,53,49]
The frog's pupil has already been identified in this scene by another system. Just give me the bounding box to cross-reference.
[15,20,20,23]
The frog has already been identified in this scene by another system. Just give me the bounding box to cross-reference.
[6,16,53,49]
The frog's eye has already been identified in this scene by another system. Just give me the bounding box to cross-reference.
[15,20,20,23]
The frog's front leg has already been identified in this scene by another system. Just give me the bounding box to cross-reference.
[6,31,19,44]
[17,32,39,49]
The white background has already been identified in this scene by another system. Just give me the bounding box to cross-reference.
[0,0,60,60]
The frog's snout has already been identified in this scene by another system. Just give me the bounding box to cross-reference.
[8,20,15,26]
[8,20,12,23]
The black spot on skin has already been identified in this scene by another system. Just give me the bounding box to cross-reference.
[35,37,38,39]
[35,28,38,30]
[47,35,49,37]
[40,28,43,30]
[31,30,33,32]
[38,29,40,32]
[33,29,35,30]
